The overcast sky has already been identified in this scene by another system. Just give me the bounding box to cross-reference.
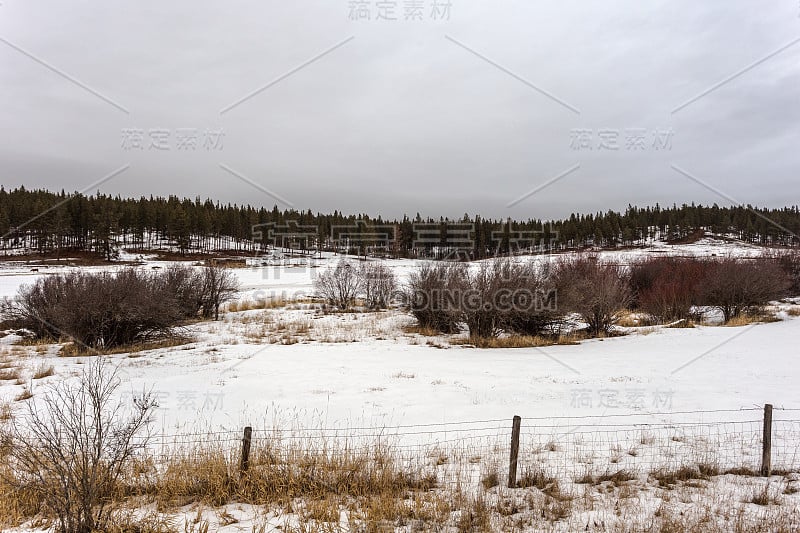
[1,1,798,220]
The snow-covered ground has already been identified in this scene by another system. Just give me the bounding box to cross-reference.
[1,238,798,441]
[2,237,799,531]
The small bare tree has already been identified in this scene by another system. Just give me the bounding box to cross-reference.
[315,260,363,310]
[199,263,240,320]
[7,359,156,533]
[360,262,397,310]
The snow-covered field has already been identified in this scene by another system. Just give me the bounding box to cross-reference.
[2,238,799,531]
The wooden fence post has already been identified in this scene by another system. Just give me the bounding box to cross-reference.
[240,426,252,474]
[508,415,521,488]
[761,404,772,477]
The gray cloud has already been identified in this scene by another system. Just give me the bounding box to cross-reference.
[1,0,798,220]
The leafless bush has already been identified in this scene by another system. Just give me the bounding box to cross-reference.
[461,260,507,339]
[3,269,185,348]
[500,260,561,337]
[2,264,239,348]
[699,257,790,322]
[6,359,155,533]
[407,259,560,338]
[314,259,362,310]
[764,249,800,296]
[461,259,558,339]
[407,262,466,334]
[629,257,708,322]
[553,255,631,336]
[158,264,205,318]
[360,262,397,310]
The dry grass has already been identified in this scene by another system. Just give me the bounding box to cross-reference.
[451,335,553,349]
[152,438,437,510]
[13,336,56,347]
[480,469,500,490]
[723,311,782,327]
[576,469,637,486]
[227,297,301,312]
[450,333,582,349]
[0,429,798,532]
[32,362,55,379]
[786,306,800,317]
[516,466,556,490]
[0,402,12,422]
[402,324,440,337]
[650,464,719,488]
[0,367,21,381]
[60,336,193,357]
[13,388,32,402]
[240,317,313,344]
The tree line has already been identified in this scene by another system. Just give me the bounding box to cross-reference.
[1,187,799,258]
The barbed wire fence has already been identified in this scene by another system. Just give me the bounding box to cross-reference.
[131,405,800,494]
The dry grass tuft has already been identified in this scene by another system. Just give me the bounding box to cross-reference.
[452,335,554,349]
[576,469,637,486]
[0,367,21,381]
[13,388,32,402]
[60,336,193,357]
[748,483,781,506]
[0,402,12,422]
[32,363,55,379]
[228,299,268,312]
[480,468,500,490]
[450,333,583,349]
[402,324,440,337]
[516,466,556,491]
[723,311,781,327]
[651,465,717,488]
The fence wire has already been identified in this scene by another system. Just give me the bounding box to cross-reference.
[136,408,800,487]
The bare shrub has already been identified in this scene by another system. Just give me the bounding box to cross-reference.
[500,260,562,337]
[461,260,507,339]
[158,264,205,318]
[360,262,397,310]
[764,249,800,296]
[3,269,185,349]
[406,262,466,334]
[314,260,362,310]
[553,255,631,336]
[6,359,155,533]
[3,264,239,348]
[699,257,790,322]
[629,257,708,323]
